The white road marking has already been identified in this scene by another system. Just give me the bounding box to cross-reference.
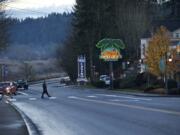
[96,94,152,101]
[68,96,78,99]
[18,91,29,96]
[8,98,17,102]
[5,101,9,104]
[63,85,75,88]
[110,99,139,102]
[87,95,97,98]
[49,97,57,100]
[69,96,180,116]
[29,98,37,101]
[63,86,70,88]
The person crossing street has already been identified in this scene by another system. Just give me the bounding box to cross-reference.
[41,80,51,99]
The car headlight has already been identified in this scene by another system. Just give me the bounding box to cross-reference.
[6,87,10,93]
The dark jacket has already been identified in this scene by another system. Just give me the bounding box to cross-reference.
[43,82,47,92]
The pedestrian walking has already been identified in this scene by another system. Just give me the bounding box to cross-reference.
[41,80,51,99]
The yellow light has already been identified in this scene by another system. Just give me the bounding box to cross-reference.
[100,50,121,60]
[168,58,172,62]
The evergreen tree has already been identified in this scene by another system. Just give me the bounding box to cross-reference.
[115,0,152,59]
[57,0,179,81]
[59,0,119,80]
[169,0,180,19]
[0,0,8,51]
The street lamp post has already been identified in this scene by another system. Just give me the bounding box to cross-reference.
[164,52,173,94]
[165,53,168,94]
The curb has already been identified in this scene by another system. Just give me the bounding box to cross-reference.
[108,90,180,97]
[110,91,180,97]
[9,103,42,135]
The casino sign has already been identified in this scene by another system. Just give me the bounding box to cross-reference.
[96,38,125,61]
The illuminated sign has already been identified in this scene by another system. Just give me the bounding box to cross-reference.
[96,38,125,62]
[100,48,122,61]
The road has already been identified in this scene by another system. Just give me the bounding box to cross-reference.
[7,82,180,135]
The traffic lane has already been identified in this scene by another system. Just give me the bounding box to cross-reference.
[12,85,180,135]
[92,93,180,112]
[17,84,180,113]
[15,87,180,119]
[14,92,180,135]
[42,85,180,112]
[64,96,180,135]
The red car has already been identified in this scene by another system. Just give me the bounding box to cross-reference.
[0,82,17,96]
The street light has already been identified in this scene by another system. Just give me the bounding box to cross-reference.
[168,58,172,62]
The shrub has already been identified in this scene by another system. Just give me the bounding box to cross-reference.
[167,79,177,89]
[92,80,106,88]
[113,79,121,89]
[135,73,146,86]
[144,84,162,92]
[135,72,157,87]
[119,76,136,89]
[153,79,164,88]
[168,88,180,95]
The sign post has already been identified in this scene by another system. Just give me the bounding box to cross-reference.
[96,38,125,89]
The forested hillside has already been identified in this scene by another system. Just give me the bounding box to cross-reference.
[1,13,72,60]
[9,13,72,45]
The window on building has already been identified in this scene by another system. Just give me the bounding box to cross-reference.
[143,44,145,56]
[176,33,179,38]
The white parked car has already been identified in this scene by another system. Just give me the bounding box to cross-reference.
[99,75,110,85]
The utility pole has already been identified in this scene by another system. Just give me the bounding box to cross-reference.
[109,61,114,89]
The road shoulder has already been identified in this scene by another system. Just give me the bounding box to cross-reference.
[0,100,29,135]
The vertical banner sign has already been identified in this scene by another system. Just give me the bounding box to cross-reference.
[77,55,87,82]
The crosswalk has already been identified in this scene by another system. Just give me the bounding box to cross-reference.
[5,93,57,102]
[6,90,152,104]
[68,94,152,104]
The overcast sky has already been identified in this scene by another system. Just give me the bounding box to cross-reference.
[5,0,76,19]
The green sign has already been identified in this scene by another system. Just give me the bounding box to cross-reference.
[96,38,125,61]
[159,58,166,73]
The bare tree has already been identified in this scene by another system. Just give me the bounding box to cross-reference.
[20,62,35,81]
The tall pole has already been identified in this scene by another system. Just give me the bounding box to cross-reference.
[165,53,168,94]
[109,61,114,89]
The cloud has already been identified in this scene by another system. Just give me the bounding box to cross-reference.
[6,5,73,19]
[5,0,75,19]
[6,0,75,9]
[5,0,75,18]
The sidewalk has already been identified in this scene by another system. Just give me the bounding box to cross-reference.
[0,100,29,135]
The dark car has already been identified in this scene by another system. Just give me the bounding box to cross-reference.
[60,77,71,85]
[16,80,29,90]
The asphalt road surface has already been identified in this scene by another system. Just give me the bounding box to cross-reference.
[7,82,180,135]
